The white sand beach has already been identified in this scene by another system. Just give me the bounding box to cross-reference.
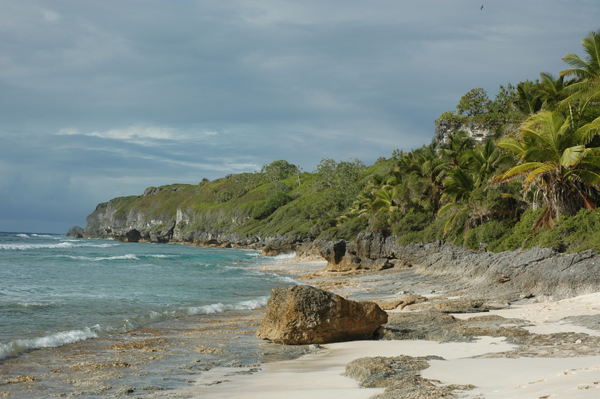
[174,262,600,399]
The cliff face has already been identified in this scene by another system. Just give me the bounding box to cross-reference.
[434,119,493,144]
[83,200,165,239]
[69,181,313,248]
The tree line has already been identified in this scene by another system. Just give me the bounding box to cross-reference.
[336,29,600,250]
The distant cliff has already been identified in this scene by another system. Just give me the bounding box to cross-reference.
[69,181,288,247]
[67,160,390,248]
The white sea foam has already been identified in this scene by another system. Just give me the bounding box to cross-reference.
[16,234,29,238]
[273,275,301,284]
[0,242,118,251]
[0,327,99,360]
[273,252,296,260]
[185,296,269,316]
[64,254,139,261]
[31,234,58,238]
[15,302,55,308]
[146,254,176,259]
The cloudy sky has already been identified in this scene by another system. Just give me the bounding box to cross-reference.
[1,1,598,233]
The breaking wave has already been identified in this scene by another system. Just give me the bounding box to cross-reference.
[0,327,100,360]
[0,296,268,360]
[63,254,140,261]
[0,242,119,251]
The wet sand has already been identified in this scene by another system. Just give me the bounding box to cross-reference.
[0,307,309,398]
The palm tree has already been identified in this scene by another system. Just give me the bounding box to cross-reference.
[498,110,600,228]
[438,131,475,168]
[516,80,543,115]
[560,29,600,110]
[561,29,600,86]
[437,167,475,234]
[537,72,567,111]
[372,185,399,214]
[463,139,508,186]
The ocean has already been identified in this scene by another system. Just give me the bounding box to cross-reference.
[0,231,297,361]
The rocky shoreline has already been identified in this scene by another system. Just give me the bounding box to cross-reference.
[68,227,600,302]
[6,232,600,398]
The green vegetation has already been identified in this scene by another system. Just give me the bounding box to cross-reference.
[97,30,600,253]
[342,29,600,252]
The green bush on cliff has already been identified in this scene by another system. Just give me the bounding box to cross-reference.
[251,183,293,220]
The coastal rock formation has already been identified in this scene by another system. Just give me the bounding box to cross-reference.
[300,232,600,300]
[256,285,388,344]
[66,226,84,238]
[117,229,141,243]
[260,236,307,256]
[149,222,175,243]
[373,295,428,311]
[345,355,475,398]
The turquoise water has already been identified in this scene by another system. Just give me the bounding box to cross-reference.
[0,232,296,360]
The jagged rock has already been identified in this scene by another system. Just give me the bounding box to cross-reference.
[150,222,175,243]
[434,118,496,144]
[143,187,161,196]
[345,355,441,388]
[373,295,428,311]
[66,226,84,238]
[295,240,326,260]
[334,252,362,271]
[117,229,141,243]
[317,240,347,268]
[345,355,474,398]
[256,285,387,344]
[433,299,487,313]
[260,236,304,256]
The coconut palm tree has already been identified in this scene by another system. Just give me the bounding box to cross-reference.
[437,167,475,234]
[372,185,399,214]
[561,29,600,86]
[498,110,600,228]
[537,72,567,111]
[516,80,543,116]
[463,139,509,187]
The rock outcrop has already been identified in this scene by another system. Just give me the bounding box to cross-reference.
[312,233,398,272]
[434,118,494,144]
[345,355,475,398]
[66,226,84,238]
[117,229,141,243]
[298,232,600,300]
[256,285,388,344]
[260,236,308,256]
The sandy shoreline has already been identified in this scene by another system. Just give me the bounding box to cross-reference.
[170,258,600,399]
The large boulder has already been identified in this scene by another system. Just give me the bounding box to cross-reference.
[256,285,388,344]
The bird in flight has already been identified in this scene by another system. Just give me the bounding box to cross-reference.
[481,5,483,10]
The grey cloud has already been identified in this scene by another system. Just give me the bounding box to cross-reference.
[1,0,599,232]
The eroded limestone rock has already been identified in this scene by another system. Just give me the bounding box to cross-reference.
[345,355,475,398]
[256,285,387,344]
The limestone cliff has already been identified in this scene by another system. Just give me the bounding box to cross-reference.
[69,180,314,248]
[434,118,493,143]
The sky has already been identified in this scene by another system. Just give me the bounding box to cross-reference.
[1,1,599,233]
